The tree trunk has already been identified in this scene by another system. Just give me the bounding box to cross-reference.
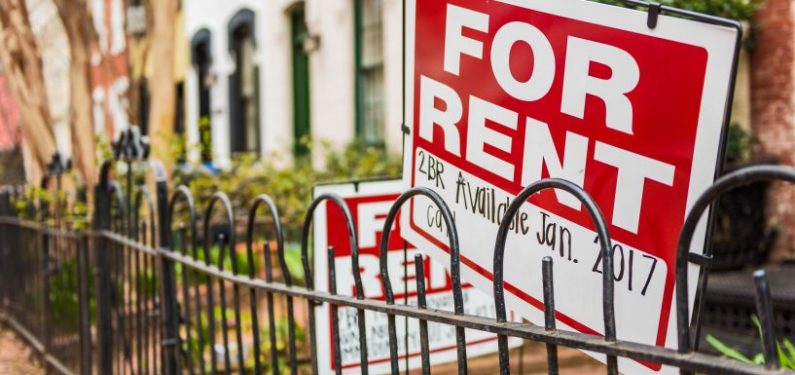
[0,0,57,184]
[146,0,178,173]
[54,0,97,188]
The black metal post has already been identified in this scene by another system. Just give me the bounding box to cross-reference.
[154,164,180,375]
[40,195,52,371]
[542,257,558,375]
[37,152,70,370]
[94,170,114,375]
[77,234,93,375]
[0,190,8,306]
[753,270,779,370]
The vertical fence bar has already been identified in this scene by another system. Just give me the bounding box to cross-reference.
[169,186,202,375]
[377,188,465,375]
[124,226,134,373]
[541,257,558,375]
[135,224,144,375]
[753,270,779,370]
[153,167,179,375]
[203,234,218,374]
[202,193,236,375]
[0,190,7,309]
[148,221,157,375]
[246,238,262,375]
[263,243,280,375]
[111,218,120,375]
[246,195,285,375]
[414,254,430,375]
[227,237,246,372]
[40,221,52,369]
[77,234,93,375]
[301,194,360,375]
[216,235,233,373]
[39,182,52,370]
[177,224,196,375]
[493,179,614,375]
[328,246,343,375]
[94,170,114,375]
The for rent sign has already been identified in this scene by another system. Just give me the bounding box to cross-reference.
[401,0,739,373]
[313,180,519,374]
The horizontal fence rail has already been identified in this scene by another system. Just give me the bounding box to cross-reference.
[0,133,793,375]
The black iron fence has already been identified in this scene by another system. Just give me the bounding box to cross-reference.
[1,134,794,374]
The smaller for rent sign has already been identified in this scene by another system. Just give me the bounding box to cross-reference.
[313,180,520,374]
[401,0,739,374]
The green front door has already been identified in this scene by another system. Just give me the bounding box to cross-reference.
[291,4,311,157]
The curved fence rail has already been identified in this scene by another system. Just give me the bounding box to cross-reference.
[0,146,793,374]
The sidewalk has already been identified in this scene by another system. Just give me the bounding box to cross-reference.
[0,325,43,374]
[412,341,606,374]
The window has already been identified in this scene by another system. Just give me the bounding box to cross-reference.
[191,29,213,162]
[354,0,385,146]
[291,3,311,157]
[228,9,260,155]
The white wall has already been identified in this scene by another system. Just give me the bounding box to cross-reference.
[263,0,302,166]
[184,0,404,168]
[382,0,404,154]
[305,0,356,161]
[307,0,404,157]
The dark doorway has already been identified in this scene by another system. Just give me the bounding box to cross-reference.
[192,29,214,163]
[228,9,261,155]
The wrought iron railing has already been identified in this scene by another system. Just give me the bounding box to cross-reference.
[0,129,792,374]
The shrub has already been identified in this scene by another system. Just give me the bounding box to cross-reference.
[595,0,761,21]
[174,140,402,238]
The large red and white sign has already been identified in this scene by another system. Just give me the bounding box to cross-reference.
[313,180,520,374]
[401,0,739,373]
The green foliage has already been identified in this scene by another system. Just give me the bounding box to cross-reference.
[725,124,750,164]
[184,308,306,374]
[663,0,759,20]
[594,0,761,20]
[11,183,89,229]
[174,141,400,283]
[49,259,95,330]
[253,317,307,374]
[70,198,89,230]
[135,267,160,300]
[13,187,48,221]
[95,133,114,165]
[175,244,261,283]
[175,140,401,237]
[706,315,795,369]
[199,116,213,162]
[283,244,305,285]
[185,306,250,371]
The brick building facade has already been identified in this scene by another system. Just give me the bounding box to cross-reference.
[750,0,795,260]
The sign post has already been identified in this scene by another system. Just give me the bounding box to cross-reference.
[401,1,740,373]
[313,179,520,374]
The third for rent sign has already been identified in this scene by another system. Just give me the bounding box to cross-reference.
[400,0,739,373]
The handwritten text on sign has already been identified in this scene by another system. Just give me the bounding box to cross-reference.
[401,0,738,373]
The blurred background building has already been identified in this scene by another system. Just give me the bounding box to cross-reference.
[67,0,406,169]
[0,0,794,260]
[180,0,403,168]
